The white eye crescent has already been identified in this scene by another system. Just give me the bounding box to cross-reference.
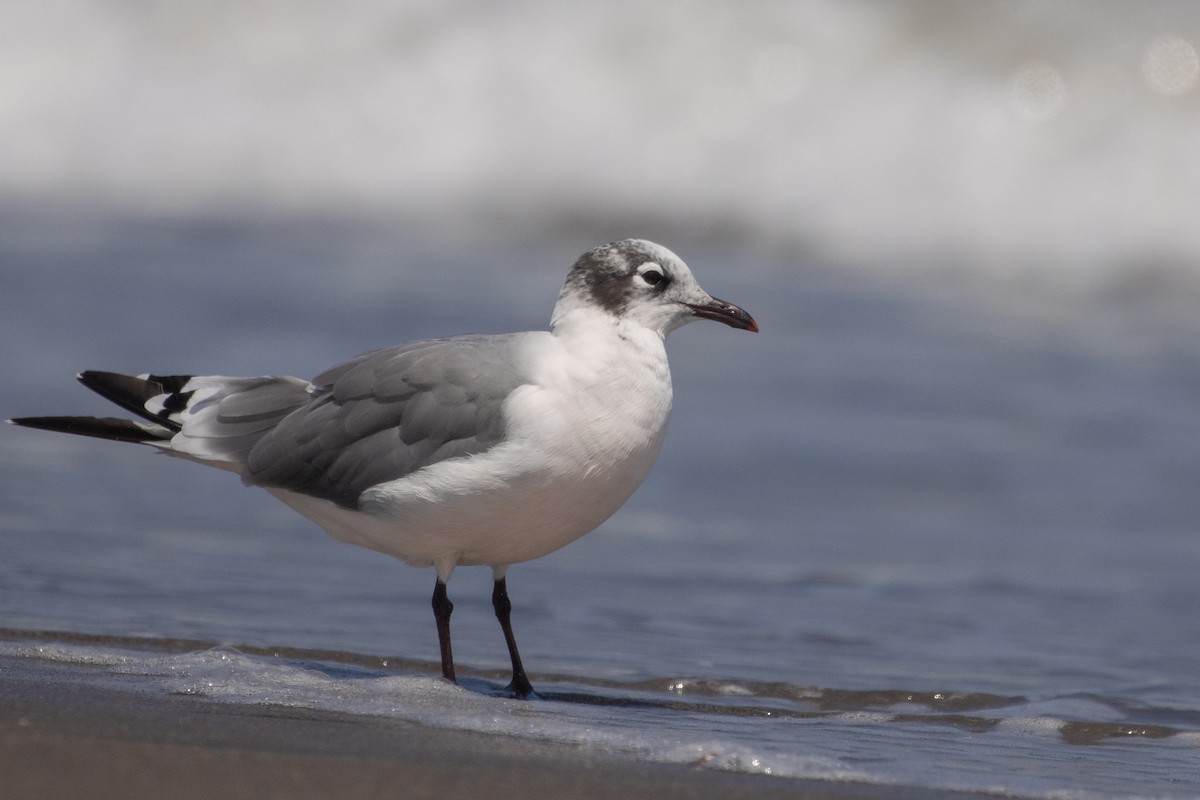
[637,263,668,288]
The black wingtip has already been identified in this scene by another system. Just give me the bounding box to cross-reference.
[76,371,187,431]
[77,371,155,411]
[8,415,169,444]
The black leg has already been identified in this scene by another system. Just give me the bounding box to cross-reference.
[492,577,535,698]
[431,579,456,684]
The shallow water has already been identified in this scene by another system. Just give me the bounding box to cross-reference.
[2,631,1198,798]
[4,216,1200,798]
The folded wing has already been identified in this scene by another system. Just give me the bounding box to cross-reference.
[244,335,529,508]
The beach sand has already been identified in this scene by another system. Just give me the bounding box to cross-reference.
[0,653,993,800]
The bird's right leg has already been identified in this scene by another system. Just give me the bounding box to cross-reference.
[431,579,456,684]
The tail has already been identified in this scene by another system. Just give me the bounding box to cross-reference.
[9,370,311,466]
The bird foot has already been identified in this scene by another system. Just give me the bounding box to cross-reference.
[501,677,538,700]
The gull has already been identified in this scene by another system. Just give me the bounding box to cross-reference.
[9,239,757,697]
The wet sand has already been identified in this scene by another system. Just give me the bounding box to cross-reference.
[0,654,995,800]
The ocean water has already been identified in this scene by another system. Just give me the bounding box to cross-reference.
[5,2,1200,797]
[5,217,1200,798]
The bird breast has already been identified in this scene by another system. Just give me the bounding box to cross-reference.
[513,315,673,479]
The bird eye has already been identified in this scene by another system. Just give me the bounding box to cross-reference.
[638,268,667,288]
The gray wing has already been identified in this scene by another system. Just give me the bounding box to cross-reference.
[244,335,530,507]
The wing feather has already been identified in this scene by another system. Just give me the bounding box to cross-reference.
[244,335,528,507]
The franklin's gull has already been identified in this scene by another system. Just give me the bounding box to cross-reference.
[10,238,758,697]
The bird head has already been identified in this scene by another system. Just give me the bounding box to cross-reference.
[552,239,758,337]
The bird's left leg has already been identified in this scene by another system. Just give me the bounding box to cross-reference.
[492,567,535,698]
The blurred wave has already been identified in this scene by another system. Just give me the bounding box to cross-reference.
[5,1,1200,294]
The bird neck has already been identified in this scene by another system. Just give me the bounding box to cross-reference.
[550,304,666,347]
